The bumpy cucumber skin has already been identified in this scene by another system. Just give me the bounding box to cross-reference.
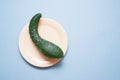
[29,13,64,58]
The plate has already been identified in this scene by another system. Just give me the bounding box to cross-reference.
[19,18,68,67]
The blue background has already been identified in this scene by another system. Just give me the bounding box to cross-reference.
[0,0,120,80]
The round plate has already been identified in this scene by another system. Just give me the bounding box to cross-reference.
[19,18,68,67]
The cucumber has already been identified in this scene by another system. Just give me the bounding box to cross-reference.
[29,13,64,58]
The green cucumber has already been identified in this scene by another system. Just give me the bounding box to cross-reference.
[29,13,64,58]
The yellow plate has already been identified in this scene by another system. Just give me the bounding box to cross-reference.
[19,18,68,67]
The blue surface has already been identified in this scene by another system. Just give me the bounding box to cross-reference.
[0,0,120,80]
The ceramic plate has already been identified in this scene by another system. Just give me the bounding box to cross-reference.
[19,18,68,67]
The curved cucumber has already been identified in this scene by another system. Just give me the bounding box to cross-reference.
[29,13,64,58]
